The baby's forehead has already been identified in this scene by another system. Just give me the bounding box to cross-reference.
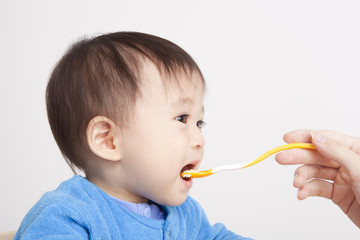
[139,61,205,95]
[133,62,204,114]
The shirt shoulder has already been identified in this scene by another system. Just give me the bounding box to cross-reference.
[15,176,114,239]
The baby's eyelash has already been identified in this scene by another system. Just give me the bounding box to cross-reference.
[197,120,206,129]
[176,114,206,129]
[175,114,189,124]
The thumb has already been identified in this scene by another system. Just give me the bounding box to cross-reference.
[311,130,360,179]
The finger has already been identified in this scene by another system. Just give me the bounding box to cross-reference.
[312,130,360,153]
[293,164,338,188]
[275,148,338,168]
[297,179,333,200]
[312,130,360,182]
[283,129,313,144]
[283,129,360,150]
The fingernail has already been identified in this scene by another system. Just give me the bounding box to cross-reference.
[311,131,328,144]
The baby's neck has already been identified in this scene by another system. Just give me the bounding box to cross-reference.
[86,172,147,203]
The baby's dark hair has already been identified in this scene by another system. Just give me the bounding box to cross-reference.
[46,31,204,173]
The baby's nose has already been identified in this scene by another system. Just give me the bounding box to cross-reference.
[191,128,205,149]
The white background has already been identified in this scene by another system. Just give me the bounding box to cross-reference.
[1,0,360,239]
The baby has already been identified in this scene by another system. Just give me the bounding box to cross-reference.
[15,32,252,239]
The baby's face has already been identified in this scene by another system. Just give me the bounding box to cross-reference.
[117,64,205,206]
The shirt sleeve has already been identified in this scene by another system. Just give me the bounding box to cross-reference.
[14,199,90,240]
[212,222,254,240]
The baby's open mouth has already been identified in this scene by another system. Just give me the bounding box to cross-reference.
[180,164,195,181]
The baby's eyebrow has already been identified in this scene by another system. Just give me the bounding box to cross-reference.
[171,97,193,106]
[170,97,204,113]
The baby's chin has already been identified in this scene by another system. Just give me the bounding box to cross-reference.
[150,194,188,207]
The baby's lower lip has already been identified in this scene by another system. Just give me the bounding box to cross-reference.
[181,177,193,188]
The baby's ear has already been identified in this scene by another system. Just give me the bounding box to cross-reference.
[86,116,122,161]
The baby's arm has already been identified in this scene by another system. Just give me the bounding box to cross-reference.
[212,223,253,240]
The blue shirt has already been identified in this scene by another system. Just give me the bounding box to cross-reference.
[15,175,252,239]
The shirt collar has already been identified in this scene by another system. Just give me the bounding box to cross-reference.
[109,195,166,220]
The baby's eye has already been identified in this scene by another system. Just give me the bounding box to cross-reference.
[197,120,206,129]
[176,114,189,124]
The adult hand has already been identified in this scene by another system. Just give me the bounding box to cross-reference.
[275,129,360,228]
